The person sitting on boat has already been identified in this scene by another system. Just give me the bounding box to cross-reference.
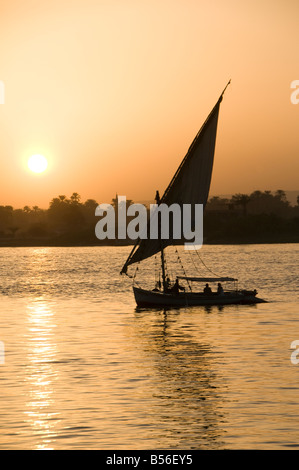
[172,278,185,294]
[217,282,224,295]
[163,277,172,293]
[204,283,212,295]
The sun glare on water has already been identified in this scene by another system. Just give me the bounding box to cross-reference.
[28,154,48,173]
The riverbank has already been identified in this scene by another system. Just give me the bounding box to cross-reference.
[1,236,299,247]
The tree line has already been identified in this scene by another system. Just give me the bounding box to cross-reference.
[0,190,298,245]
[204,190,299,243]
[206,190,299,217]
[0,193,99,244]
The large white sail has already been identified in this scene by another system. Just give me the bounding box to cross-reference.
[121,88,227,274]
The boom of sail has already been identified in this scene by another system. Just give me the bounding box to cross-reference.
[121,84,229,275]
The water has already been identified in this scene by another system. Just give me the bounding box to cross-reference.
[0,244,299,450]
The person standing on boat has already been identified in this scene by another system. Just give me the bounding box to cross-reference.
[204,283,212,295]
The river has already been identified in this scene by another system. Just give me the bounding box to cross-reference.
[0,244,298,449]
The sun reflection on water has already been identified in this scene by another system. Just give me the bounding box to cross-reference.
[23,299,61,449]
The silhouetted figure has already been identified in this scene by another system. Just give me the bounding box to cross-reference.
[217,283,224,295]
[163,277,171,293]
[204,283,212,295]
[172,278,185,294]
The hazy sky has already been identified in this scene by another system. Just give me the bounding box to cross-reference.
[0,0,298,208]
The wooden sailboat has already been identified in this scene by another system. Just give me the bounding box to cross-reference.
[121,82,266,307]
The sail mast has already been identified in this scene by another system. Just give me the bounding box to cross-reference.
[155,190,167,292]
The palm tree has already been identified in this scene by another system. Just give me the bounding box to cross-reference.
[70,192,81,204]
[231,194,251,216]
[275,190,287,203]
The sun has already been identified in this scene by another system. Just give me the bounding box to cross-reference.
[27,154,48,173]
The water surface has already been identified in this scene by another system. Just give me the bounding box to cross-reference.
[0,244,299,449]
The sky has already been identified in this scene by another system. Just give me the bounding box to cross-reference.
[0,0,298,208]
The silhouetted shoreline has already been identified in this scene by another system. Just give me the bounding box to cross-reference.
[1,190,299,247]
[0,236,298,248]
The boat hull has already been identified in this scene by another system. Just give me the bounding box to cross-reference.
[133,286,266,308]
